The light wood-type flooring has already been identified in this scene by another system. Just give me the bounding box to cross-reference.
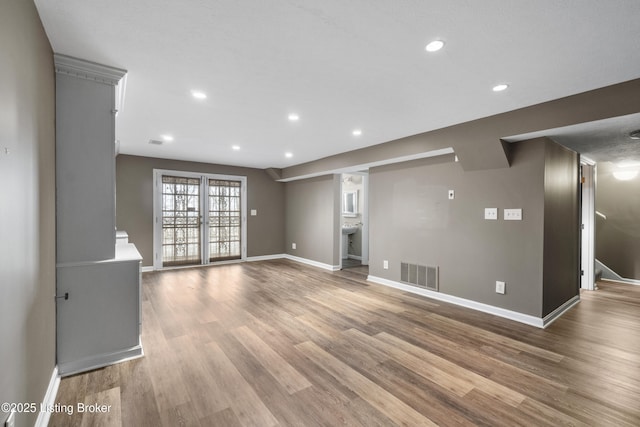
[50,259,640,426]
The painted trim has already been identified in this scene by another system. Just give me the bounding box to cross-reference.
[596,259,640,285]
[601,278,640,286]
[284,254,340,271]
[367,275,545,328]
[246,254,286,262]
[34,366,61,427]
[53,54,126,86]
[347,254,362,260]
[58,341,143,377]
[542,295,581,328]
[141,266,154,272]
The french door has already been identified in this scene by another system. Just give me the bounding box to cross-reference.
[153,169,246,269]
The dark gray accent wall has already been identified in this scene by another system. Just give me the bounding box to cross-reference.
[542,141,580,316]
[0,2,57,426]
[369,143,547,317]
[596,162,640,280]
[285,175,340,267]
[116,155,285,266]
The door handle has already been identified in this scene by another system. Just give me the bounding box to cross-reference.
[55,292,69,301]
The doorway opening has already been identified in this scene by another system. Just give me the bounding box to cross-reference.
[153,169,247,270]
[339,172,369,270]
[580,158,596,290]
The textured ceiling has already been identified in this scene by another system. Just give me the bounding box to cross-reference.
[34,0,640,169]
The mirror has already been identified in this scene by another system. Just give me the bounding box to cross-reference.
[343,190,358,217]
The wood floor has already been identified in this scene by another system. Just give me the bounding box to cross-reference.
[50,260,640,426]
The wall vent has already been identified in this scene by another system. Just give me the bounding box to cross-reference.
[401,262,438,291]
[148,139,164,145]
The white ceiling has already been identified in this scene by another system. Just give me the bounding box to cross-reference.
[34,0,640,169]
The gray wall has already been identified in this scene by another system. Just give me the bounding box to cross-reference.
[0,2,57,426]
[285,175,341,267]
[116,155,285,267]
[596,162,640,280]
[368,142,547,316]
[542,140,580,315]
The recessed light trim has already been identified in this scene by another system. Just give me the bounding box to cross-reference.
[288,113,300,122]
[492,84,509,92]
[160,134,174,142]
[425,40,444,52]
[352,129,362,136]
[285,152,293,158]
[191,90,207,99]
[232,145,240,151]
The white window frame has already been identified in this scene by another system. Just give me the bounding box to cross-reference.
[152,169,247,270]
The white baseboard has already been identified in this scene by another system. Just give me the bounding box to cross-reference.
[284,254,340,271]
[34,366,61,427]
[58,341,144,377]
[542,295,581,328]
[367,275,546,328]
[347,254,362,260]
[596,259,640,285]
[141,266,154,272]
[246,254,286,262]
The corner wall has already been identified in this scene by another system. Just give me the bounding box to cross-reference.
[0,2,57,426]
[368,143,546,317]
[285,175,340,267]
[115,155,285,267]
[542,140,580,315]
[596,162,640,280]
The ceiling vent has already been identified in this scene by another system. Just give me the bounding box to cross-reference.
[148,139,164,145]
[629,130,640,140]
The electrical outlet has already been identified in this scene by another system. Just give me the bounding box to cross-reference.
[496,281,506,294]
[250,209,257,216]
[484,208,498,220]
[448,189,455,200]
[5,411,15,427]
[504,208,522,220]
[383,260,389,269]
[291,243,296,250]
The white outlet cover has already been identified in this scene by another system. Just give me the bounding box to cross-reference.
[496,281,506,294]
[448,190,455,199]
[504,208,522,220]
[250,209,257,216]
[383,260,389,269]
[484,208,498,220]
[292,243,296,250]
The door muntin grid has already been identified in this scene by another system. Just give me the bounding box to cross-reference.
[208,179,241,261]
[161,175,201,266]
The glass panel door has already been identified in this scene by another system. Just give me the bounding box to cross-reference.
[208,179,242,261]
[161,175,201,266]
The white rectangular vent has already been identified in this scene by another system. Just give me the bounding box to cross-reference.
[148,139,164,145]
[401,262,438,291]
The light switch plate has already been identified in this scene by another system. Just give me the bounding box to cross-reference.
[250,209,257,216]
[504,208,522,220]
[383,260,389,269]
[484,208,498,220]
[496,281,506,294]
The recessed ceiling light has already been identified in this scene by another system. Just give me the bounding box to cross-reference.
[160,134,174,142]
[288,113,300,121]
[352,129,362,136]
[191,90,207,99]
[232,145,240,151]
[492,84,509,92]
[425,40,444,52]
[285,152,293,158]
